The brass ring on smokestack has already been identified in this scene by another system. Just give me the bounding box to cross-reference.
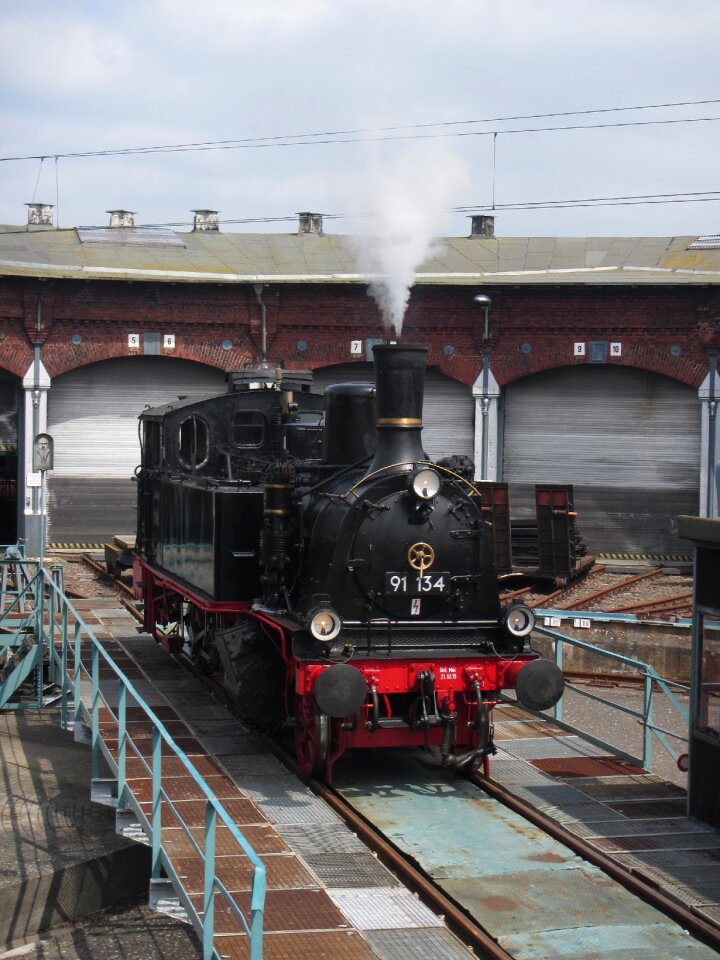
[377,417,422,426]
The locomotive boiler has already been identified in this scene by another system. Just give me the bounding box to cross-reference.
[133,343,564,779]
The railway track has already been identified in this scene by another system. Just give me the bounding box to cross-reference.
[165,645,713,959]
[40,558,706,955]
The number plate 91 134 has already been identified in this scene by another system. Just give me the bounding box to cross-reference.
[385,572,450,595]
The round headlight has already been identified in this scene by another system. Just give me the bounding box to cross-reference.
[502,603,535,638]
[411,468,441,500]
[309,608,342,642]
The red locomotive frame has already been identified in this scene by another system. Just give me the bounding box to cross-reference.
[134,554,538,780]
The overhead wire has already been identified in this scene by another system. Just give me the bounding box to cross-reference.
[2,97,720,163]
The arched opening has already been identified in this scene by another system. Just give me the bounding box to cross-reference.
[502,365,700,556]
[46,357,227,544]
[0,369,20,544]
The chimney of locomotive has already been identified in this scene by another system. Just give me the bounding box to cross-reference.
[368,343,427,472]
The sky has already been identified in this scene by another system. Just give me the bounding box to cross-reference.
[1,0,719,238]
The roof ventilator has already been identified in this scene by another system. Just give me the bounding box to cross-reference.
[26,203,54,226]
[297,212,324,236]
[469,214,495,238]
[107,209,136,228]
[192,209,220,232]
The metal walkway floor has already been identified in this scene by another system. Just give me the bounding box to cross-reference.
[71,616,479,960]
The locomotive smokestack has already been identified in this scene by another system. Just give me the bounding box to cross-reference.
[368,343,427,472]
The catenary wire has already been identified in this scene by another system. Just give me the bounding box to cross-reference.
[1,98,720,162]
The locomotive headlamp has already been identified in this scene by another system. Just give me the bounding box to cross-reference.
[502,602,535,639]
[411,468,441,501]
[309,607,342,642]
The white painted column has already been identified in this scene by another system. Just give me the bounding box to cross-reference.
[472,357,500,481]
[699,364,720,518]
[20,357,51,557]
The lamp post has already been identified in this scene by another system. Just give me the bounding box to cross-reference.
[473,293,492,340]
[473,294,493,479]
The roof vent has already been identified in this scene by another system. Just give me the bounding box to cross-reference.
[297,212,324,236]
[192,209,220,232]
[469,214,495,238]
[107,209,136,228]
[26,203,54,226]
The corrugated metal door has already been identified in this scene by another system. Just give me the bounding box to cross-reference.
[46,357,227,544]
[312,363,474,461]
[503,365,700,556]
[0,370,19,542]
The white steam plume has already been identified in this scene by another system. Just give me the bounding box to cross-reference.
[352,148,469,336]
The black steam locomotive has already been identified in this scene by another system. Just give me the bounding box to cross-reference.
[133,343,563,779]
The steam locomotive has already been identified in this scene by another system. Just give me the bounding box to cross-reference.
[133,343,564,779]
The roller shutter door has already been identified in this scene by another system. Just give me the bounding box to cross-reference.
[0,370,19,543]
[503,365,700,556]
[312,363,474,461]
[46,357,227,545]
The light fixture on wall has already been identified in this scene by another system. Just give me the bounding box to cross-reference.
[473,293,492,339]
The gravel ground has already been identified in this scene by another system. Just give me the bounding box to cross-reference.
[508,563,694,620]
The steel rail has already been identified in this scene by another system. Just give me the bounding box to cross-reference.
[470,770,720,955]
[558,568,663,610]
[274,745,515,960]
[172,633,707,958]
[81,552,136,597]
[608,591,693,613]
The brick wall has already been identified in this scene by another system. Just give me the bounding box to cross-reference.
[0,276,717,387]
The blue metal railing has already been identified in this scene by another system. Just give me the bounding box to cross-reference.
[1,556,266,960]
[534,621,690,771]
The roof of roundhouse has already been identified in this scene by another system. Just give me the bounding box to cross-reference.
[1,224,720,285]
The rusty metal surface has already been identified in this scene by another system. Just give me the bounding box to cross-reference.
[214,929,378,959]
[493,719,573,740]
[137,796,266,828]
[172,852,316,894]
[335,749,720,958]
[565,773,687,800]
[191,887,351,934]
[532,757,648,778]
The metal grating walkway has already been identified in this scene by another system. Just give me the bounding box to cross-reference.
[70,619,478,960]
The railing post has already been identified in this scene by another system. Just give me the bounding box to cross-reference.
[60,597,70,729]
[554,637,564,723]
[118,682,127,809]
[151,726,163,879]
[249,863,266,960]
[48,567,57,684]
[35,569,45,705]
[203,801,216,960]
[91,645,100,782]
[643,671,654,771]
[73,622,83,726]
